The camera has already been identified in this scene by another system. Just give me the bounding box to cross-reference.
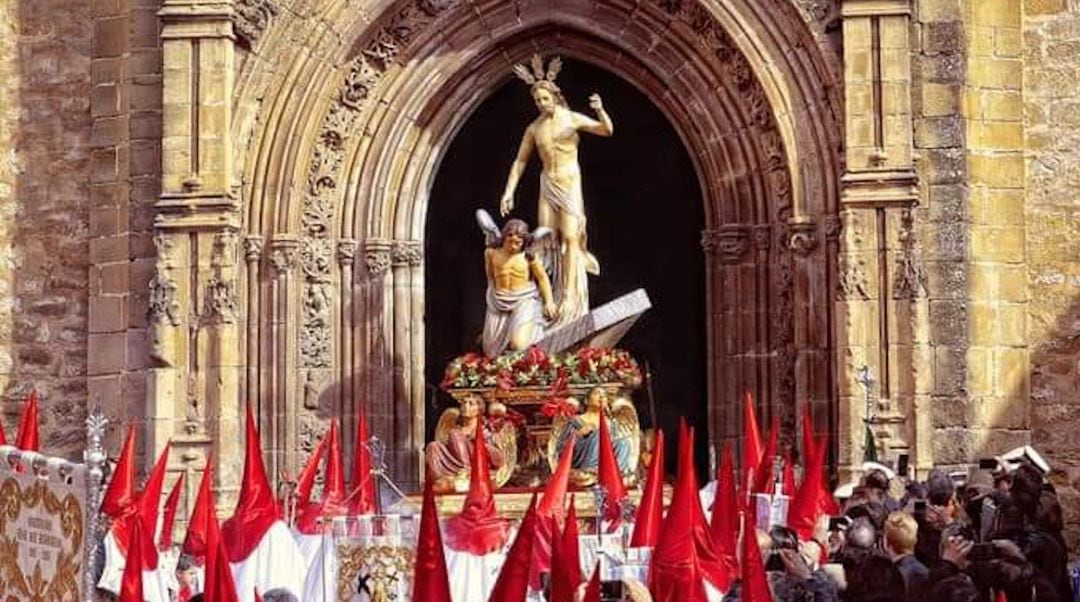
[600,580,626,601]
[968,542,999,562]
[765,552,786,572]
[828,516,851,532]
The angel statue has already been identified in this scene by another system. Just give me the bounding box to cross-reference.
[549,386,641,487]
[499,54,614,329]
[476,209,558,358]
[425,392,518,493]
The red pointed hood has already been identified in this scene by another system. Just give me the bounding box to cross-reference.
[709,442,738,557]
[0,412,6,445]
[295,434,328,510]
[221,404,279,562]
[444,414,509,554]
[324,420,346,503]
[182,460,214,560]
[551,496,583,602]
[597,410,627,524]
[740,510,772,602]
[742,393,764,485]
[159,473,185,549]
[782,451,796,496]
[412,475,453,601]
[204,474,240,602]
[15,389,39,451]
[102,425,139,519]
[532,438,576,590]
[349,408,377,515]
[488,494,539,602]
[789,433,838,539]
[651,427,734,601]
[582,564,601,602]
[297,421,351,533]
[801,410,817,470]
[631,429,665,547]
[118,516,146,602]
[139,442,171,544]
[538,437,574,519]
[752,415,780,494]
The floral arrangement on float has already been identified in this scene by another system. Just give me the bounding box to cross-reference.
[439,345,643,391]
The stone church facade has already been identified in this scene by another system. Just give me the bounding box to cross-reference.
[1,0,1078,547]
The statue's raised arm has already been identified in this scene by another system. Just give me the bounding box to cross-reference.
[497,55,612,330]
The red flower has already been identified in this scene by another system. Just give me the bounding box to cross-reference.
[541,397,576,418]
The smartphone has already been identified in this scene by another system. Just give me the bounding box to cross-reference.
[979,458,999,470]
[896,454,910,478]
[828,516,851,531]
[600,580,625,601]
[914,499,927,514]
[764,552,785,572]
[968,542,998,562]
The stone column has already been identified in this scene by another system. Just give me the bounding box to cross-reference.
[267,238,298,481]
[840,0,922,472]
[156,0,241,500]
[338,239,358,452]
[390,240,422,485]
[362,239,393,474]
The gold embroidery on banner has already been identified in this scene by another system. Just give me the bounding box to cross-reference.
[0,478,84,602]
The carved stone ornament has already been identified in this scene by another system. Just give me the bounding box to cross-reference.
[701,226,751,264]
[301,239,334,368]
[148,269,181,326]
[268,245,297,277]
[795,0,840,29]
[838,254,870,301]
[338,239,358,265]
[753,224,772,250]
[823,214,842,241]
[204,276,239,324]
[232,0,280,47]
[893,208,928,300]
[391,240,423,267]
[244,235,264,263]
[213,230,238,267]
[153,232,175,268]
[364,241,392,277]
[787,220,820,256]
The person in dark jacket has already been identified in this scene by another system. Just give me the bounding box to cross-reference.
[883,512,929,602]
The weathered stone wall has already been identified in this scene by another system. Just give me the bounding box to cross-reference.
[1024,0,1080,552]
[0,0,92,458]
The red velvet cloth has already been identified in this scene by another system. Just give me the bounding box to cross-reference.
[631,430,665,547]
[789,433,832,541]
[488,495,538,602]
[532,439,575,589]
[411,476,453,601]
[350,409,378,515]
[296,421,351,534]
[118,516,146,602]
[14,389,39,451]
[597,411,627,523]
[709,442,738,557]
[221,404,279,563]
[444,415,510,554]
[550,498,583,602]
[160,473,185,549]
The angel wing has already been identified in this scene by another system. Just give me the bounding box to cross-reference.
[609,397,642,477]
[489,421,518,488]
[475,208,501,247]
[433,407,461,443]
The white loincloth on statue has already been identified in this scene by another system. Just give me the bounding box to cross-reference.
[482,284,545,357]
[229,520,305,602]
[96,528,172,602]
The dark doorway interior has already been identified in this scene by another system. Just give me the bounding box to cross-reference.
[424,58,708,477]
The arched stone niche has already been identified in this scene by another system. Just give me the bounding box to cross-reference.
[158,0,847,492]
